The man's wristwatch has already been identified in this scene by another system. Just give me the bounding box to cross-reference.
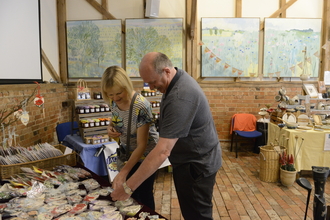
[123,182,134,195]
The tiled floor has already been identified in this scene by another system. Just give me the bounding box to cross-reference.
[153,148,330,220]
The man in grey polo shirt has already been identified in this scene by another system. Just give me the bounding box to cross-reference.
[111,52,222,220]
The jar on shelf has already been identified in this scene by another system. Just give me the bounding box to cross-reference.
[77,106,85,114]
[94,118,100,126]
[105,118,110,125]
[88,119,95,127]
[89,105,95,113]
[80,119,89,128]
[103,104,110,111]
[99,118,106,126]
[100,104,107,112]
[94,92,102,99]
[94,105,100,112]
[84,106,90,114]
[103,136,109,142]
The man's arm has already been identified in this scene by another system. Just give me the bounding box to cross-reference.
[110,137,178,201]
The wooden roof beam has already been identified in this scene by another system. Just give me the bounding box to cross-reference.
[85,0,116,19]
[42,49,61,83]
[260,0,297,30]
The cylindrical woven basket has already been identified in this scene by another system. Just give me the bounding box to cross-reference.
[259,145,286,182]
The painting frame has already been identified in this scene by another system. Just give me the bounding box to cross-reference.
[125,18,183,77]
[200,17,260,78]
[66,19,122,79]
[303,84,318,98]
[263,18,322,79]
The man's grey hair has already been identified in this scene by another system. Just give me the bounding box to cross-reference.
[153,52,173,74]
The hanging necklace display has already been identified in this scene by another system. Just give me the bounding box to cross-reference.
[1,124,7,148]
[33,82,45,118]
[20,99,29,126]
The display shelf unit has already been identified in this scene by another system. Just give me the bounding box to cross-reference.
[143,94,162,114]
[73,99,111,140]
[142,93,162,131]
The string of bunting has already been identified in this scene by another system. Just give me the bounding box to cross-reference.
[199,41,320,80]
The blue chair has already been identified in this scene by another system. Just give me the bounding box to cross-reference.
[230,113,262,158]
[56,121,78,144]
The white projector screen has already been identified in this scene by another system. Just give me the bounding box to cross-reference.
[0,0,42,84]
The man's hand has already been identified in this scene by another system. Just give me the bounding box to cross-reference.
[110,183,131,201]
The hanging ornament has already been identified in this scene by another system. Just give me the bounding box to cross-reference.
[21,112,29,126]
[34,82,44,107]
[20,98,29,126]
[34,82,45,118]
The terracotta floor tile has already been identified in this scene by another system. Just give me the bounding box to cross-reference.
[152,149,329,219]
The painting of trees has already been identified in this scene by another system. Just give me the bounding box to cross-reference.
[66,20,122,78]
[125,19,183,77]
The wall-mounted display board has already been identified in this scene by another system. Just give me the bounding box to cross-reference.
[0,0,43,84]
[66,20,122,79]
[125,18,183,77]
[201,18,260,77]
[263,18,322,79]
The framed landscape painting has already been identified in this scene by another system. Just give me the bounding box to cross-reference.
[66,20,122,78]
[125,18,183,77]
[263,18,322,78]
[201,18,260,77]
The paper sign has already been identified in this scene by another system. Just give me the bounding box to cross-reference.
[324,133,330,151]
[324,71,330,85]
[64,147,73,155]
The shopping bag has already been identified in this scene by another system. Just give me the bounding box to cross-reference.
[103,142,120,182]
[75,79,91,100]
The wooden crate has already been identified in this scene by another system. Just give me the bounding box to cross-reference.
[0,144,76,180]
[84,134,110,145]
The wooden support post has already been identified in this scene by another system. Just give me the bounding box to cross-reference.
[236,0,242,18]
[186,0,198,79]
[321,0,330,80]
[56,0,68,83]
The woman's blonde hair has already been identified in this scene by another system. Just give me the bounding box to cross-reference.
[101,66,134,105]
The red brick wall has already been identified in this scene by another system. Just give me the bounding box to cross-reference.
[200,83,306,146]
[0,84,71,147]
[0,82,310,148]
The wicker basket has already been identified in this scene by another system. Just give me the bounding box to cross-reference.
[0,144,77,180]
[259,145,286,182]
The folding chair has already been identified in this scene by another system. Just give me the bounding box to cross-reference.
[230,113,262,158]
[56,121,78,144]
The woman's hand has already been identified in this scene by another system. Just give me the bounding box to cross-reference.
[107,125,121,138]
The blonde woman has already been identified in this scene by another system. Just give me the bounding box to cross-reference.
[101,66,158,209]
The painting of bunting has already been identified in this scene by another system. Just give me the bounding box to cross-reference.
[201,18,260,77]
[263,18,322,78]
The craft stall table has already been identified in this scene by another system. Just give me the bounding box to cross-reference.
[76,164,168,220]
[267,122,330,172]
[63,134,114,176]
